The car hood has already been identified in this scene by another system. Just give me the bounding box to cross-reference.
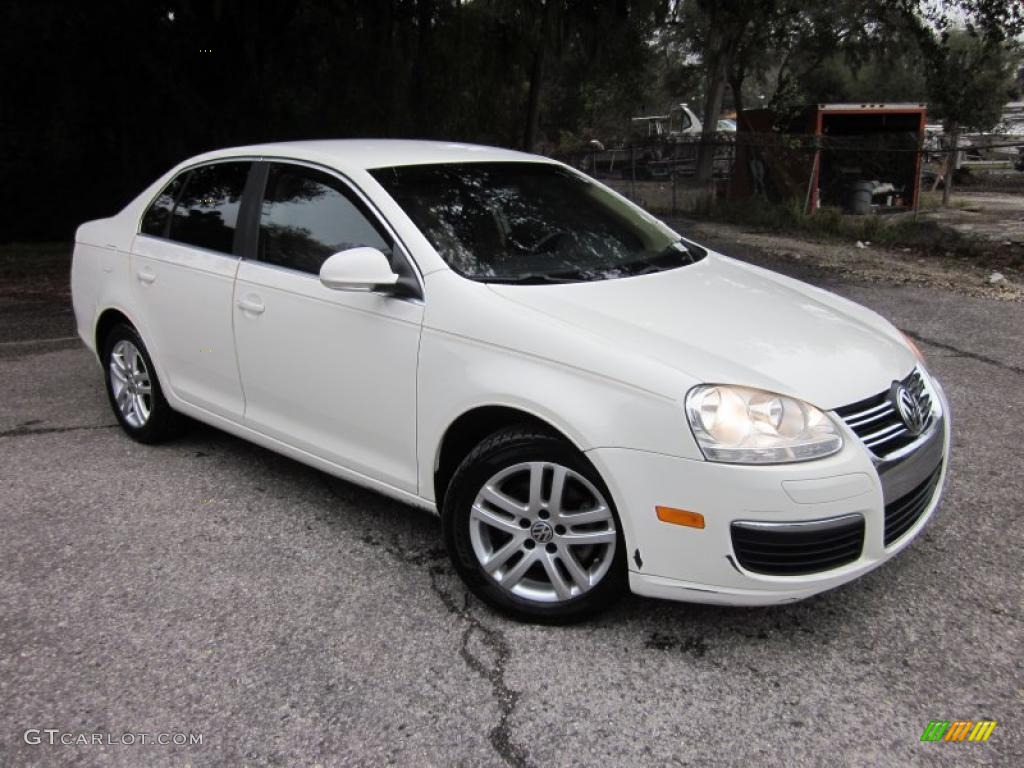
[485,254,916,410]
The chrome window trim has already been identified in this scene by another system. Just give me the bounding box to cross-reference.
[233,255,424,308]
[133,232,243,264]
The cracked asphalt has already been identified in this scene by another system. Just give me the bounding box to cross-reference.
[1,240,1022,767]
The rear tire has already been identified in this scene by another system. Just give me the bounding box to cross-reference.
[102,323,184,443]
[442,427,626,623]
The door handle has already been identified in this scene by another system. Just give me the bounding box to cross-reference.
[136,267,156,285]
[237,296,266,315]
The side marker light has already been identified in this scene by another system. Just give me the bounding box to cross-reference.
[656,506,705,529]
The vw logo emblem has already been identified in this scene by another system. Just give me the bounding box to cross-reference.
[893,383,928,436]
[530,521,554,544]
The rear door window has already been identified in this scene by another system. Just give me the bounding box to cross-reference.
[167,162,251,254]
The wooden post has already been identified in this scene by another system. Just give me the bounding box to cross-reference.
[630,145,637,201]
[804,148,820,216]
[671,167,677,216]
[912,109,926,213]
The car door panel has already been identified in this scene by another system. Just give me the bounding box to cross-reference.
[128,160,253,419]
[231,161,423,492]
[130,236,242,418]
[233,264,421,489]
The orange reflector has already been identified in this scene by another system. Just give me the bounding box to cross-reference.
[656,506,705,529]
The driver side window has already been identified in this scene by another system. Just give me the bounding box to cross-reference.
[259,163,393,275]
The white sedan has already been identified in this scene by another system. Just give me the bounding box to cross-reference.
[71,140,950,622]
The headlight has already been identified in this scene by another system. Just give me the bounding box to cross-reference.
[685,385,842,464]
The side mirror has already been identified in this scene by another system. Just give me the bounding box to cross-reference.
[319,247,399,292]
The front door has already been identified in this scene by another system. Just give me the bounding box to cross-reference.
[232,162,423,491]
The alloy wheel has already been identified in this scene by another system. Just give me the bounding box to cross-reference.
[469,461,617,603]
[108,339,152,428]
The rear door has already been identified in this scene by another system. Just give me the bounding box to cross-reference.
[131,161,254,419]
[231,161,423,491]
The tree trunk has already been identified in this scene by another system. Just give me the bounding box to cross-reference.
[942,123,959,207]
[523,1,557,152]
[729,69,745,123]
[411,0,435,136]
[696,47,728,183]
[523,45,546,151]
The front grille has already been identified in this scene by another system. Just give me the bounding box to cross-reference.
[731,515,865,576]
[885,463,943,546]
[835,368,933,458]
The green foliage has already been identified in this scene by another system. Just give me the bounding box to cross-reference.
[917,30,1019,130]
[798,46,928,104]
[5,0,1024,240]
[657,0,1020,125]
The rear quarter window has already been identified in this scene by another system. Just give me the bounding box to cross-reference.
[140,175,185,237]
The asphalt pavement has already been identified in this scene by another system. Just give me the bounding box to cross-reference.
[0,242,1021,767]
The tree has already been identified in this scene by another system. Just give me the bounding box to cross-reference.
[664,0,1021,198]
[669,0,851,182]
[0,0,661,240]
[931,34,1018,205]
[667,0,778,183]
[502,0,665,152]
[897,1,1023,205]
[522,0,560,151]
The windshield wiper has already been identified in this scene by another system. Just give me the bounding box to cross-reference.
[475,271,587,285]
[627,262,672,277]
[473,241,703,284]
[621,241,699,276]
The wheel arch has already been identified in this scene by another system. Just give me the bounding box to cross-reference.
[433,405,584,511]
[94,306,138,359]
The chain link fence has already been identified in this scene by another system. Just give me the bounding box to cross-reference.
[553,131,1024,216]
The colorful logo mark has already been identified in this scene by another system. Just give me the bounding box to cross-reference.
[920,720,997,742]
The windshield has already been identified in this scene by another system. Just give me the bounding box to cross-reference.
[369,162,704,283]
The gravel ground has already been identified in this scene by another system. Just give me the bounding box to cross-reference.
[677,218,1024,303]
[0,238,1021,767]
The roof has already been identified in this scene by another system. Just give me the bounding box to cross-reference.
[815,103,927,113]
[187,139,542,172]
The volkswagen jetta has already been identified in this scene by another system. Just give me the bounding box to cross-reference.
[71,140,950,622]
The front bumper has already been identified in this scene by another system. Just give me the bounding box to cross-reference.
[586,381,951,606]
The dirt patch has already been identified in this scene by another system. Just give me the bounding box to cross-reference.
[916,190,1024,255]
[956,168,1024,195]
[673,218,1024,302]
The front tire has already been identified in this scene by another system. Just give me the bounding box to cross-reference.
[102,323,184,443]
[443,427,626,623]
